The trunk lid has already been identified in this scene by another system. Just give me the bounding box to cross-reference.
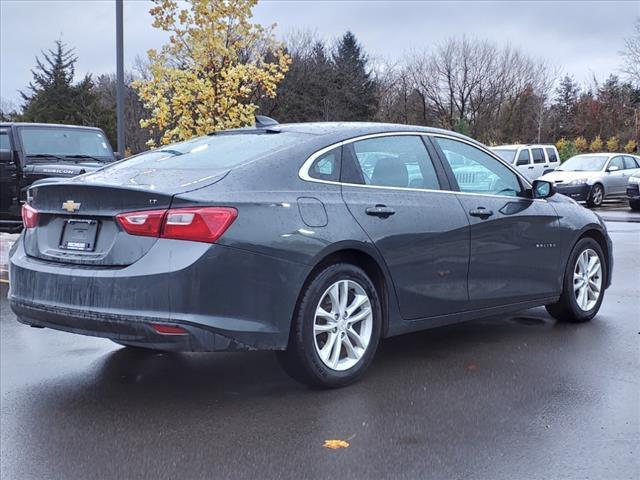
[24,168,228,266]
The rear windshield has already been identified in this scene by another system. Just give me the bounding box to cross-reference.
[20,127,113,159]
[492,149,516,162]
[113,132,302,171]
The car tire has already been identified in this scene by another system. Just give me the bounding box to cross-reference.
[586,184,604,208]
[630,199,640,211]
[277,263,382,388]
[545,237,606,323]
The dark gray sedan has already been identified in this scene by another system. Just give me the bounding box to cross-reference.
[8,122,613,387]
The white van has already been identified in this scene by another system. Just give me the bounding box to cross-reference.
[490,144,561,180]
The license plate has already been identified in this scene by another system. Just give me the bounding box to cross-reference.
[60,219,99,251]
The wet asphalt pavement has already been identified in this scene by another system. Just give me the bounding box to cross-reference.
[0,221,638,480]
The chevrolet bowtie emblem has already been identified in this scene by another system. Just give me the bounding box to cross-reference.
[62,200,81,212]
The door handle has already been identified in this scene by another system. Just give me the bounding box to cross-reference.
[469,207,494,218]
[366,205,395,217]
[528,166,534,169]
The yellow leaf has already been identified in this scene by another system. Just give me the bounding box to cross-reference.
[323,439,350,450]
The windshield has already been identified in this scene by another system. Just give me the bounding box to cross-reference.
[491,149,517,163]
[20,127,113,161]
[558,155,608,172]
[108,131,303,172]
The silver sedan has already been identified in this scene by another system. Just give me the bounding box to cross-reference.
[541,153,640,207]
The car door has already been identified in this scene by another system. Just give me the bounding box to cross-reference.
[623,156,640,183]
[515,148,535,180]
[604,156,627,194]
[530,147,547,179]
[340,134,471,319]
[431,135,562,309]
[545,146,560,172]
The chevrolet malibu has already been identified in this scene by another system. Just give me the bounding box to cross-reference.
[9,122,613,388]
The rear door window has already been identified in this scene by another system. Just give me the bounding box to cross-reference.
[516,149,531,166]
[344,135,440,190]
[545,147,558,163]
[623,156,639,169]
[531,148,546,164]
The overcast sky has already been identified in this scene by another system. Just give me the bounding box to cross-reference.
[1,0,638,108]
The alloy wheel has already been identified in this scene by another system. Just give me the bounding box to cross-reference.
[573,248,602,311]
[592,186,603,206]
[313,279,373,371]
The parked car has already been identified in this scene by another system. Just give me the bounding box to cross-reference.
[490,144,560,180]
[539,153,640,208]
[9,121,613,388]
[0,122,118,232]
[627,172,640,211]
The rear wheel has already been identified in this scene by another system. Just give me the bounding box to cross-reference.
[545,237,606,323]
[277,263,382,388]
[630,199,640,211]
[586,184,604,208]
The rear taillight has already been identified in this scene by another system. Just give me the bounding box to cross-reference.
[162,207,237,243]
[116,209,166,237]
[22,204,39,229]
[116,207,237,243]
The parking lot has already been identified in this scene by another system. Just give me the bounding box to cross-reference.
[1,202,638,480]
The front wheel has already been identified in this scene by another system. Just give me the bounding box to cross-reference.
[586,184,604,208]
[277,263,382,388]
[546,237,606,323]
[630,199,640,211]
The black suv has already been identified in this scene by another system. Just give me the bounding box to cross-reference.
[0,123,118,232]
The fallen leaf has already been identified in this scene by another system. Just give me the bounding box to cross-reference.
[323,439,350,449]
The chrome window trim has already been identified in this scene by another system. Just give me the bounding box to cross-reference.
[298,131,547,202]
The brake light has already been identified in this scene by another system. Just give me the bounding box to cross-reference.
[22,204,39,228]
[116,209,166,237]
[162,207,237,243]
[116,207,237,243]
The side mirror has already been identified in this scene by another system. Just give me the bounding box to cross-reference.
[532,179,556,199]
[607,165,619,172]
[113,152,124,160]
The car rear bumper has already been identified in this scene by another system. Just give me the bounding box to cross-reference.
[8,236,308,352]
[556,184,590,202]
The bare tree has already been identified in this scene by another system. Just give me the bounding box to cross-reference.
[621,18,640,87]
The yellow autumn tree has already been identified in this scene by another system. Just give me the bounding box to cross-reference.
[624,139,638,153]
[606,136,619,152]
[574,136,588,152]
[134,0,290,146]
[590,136,604,152]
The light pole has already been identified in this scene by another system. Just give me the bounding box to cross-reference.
[115,0,125,156]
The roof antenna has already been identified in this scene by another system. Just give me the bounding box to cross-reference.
[255,115,279,128]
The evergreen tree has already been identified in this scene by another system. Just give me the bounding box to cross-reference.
[550,75,580,138]
[19,40,110,132]
[331,31,378,121]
